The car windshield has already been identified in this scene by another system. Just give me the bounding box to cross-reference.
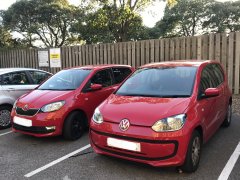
[38,69,92,91]
[116,66,197,97]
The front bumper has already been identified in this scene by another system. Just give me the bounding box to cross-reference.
[11,109,65,137]
[12,123,55,134]
[90,121,191,167]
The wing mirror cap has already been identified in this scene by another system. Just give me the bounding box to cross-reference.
[204,88,220,97]
[90,84,103,91]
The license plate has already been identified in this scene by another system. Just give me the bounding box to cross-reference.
[107,137,141,152]
[13,116,32,127]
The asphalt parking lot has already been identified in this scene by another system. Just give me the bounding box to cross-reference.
[0,113,239,180]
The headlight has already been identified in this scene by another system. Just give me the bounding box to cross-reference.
[92,107,103,124]
[152,114,186,132]
[41,101,65,112]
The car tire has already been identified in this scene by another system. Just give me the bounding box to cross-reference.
[180,130,202,173]
[0,105,12,130]
[222,104,232,127]
[63,111,85,140]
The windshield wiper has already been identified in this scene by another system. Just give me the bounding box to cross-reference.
[117,93,190,98]
[39,88,75,91]
[38,88,53,90]
[118,94,163,97]
[160,95,190,98]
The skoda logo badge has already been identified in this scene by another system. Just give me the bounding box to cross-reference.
[119,119,130,131]
[23,104,29,111]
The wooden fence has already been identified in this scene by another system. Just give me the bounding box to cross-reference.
[0,32,240,94]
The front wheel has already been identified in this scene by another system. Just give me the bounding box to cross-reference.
[0,105,12,129]
[63,111,85,140]
[222,104,232,127]
[180,130,202,173]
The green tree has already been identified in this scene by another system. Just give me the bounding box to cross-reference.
[154,0,213,38]
[0,26,13,48]
[71,0,176,43]
[203,1,240,33]
[71,5,149,43]
[2,0,79,47]
[2,0,36,47]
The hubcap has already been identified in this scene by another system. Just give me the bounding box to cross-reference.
[192,137,200,166]
[72,119,82,137]
[0,110,11,127]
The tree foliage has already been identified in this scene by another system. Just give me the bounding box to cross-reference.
[203,1,240,33]
[155,0,213,38]
[71,0,167,43]
[71,2,150,43]
[153,0,240,38]
[0,0,239,48]
[2,0,79,47]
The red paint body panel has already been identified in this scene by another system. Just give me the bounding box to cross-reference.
[11,65,134,137]
[90,60,232,167]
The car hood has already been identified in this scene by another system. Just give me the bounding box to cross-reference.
[17,90,73,109]
[100,94,191,127]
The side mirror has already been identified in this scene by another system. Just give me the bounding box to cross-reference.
[90,84,102,91]
[204,88,220,98]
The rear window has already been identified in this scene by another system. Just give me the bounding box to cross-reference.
[116,66,197,97]
[112,67,132,84]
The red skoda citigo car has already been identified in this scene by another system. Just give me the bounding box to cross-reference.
[11,65,133,140]
[90,61,232,172]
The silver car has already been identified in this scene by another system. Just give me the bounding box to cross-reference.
[0,68,52,129]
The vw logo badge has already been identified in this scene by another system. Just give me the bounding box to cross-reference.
[119,119,130,131]
[23,104,29,111]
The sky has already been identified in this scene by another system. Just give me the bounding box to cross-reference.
[0,0,235,27]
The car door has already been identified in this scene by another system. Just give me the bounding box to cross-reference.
[210,64,226,125]
[27,70,52,85]
[80,68,117,121]
[0,71,37,102]
[197,65,219,141]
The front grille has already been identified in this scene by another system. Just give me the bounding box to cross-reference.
[90,129,179,161]
[13,123,55,134]
[16,107,39,116]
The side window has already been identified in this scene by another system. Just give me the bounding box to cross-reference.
[29,71,51,84]
[89,69,112,88]
[112,67,132,84]
[199,67,215,95]
[2,72,30,85]
[212,64,224,85]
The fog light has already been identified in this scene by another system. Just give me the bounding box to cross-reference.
[46,126,56,130]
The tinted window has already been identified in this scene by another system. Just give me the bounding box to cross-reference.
[89,69,112,87]
[199,66,217,95]
[116,67,197,97]
[1,72,30,85]
[28,71,51,84]
[212,64,224,85]
[112,67,132,84]
[38,69,91,90]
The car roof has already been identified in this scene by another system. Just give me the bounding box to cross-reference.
[64,64,132,71]
[0,68,51,75]
[140,60,218,68]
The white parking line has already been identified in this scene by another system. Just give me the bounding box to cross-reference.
[24,144,91,178]
[218,142,240,180]
[0,131,13,137]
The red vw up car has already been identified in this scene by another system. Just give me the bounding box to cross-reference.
[11,65,134,140]
[90,61,232,172]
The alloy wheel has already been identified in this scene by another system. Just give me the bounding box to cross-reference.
[0,109,11,127]
[192,137,201,166]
